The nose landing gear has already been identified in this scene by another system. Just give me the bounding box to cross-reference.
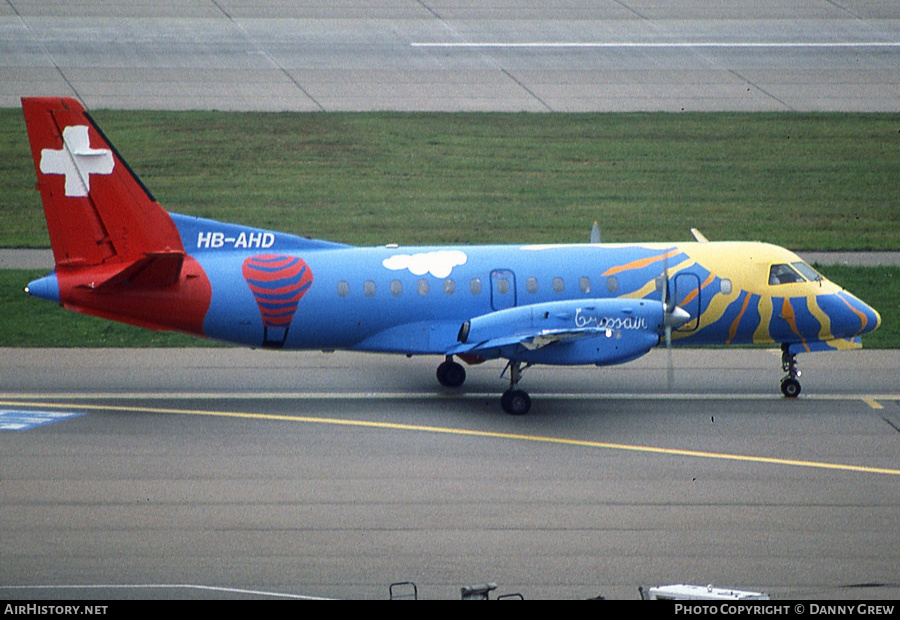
[780,344,801,398]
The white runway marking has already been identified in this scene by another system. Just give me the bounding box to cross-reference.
[0,584,330,600]
[412,42,900,48]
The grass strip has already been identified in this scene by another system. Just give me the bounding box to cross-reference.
[2,109,899,249]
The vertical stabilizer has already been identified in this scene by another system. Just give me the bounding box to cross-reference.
[21,97,185,266]
[22,97,211,336]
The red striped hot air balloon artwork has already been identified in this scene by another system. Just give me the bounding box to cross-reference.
[242,254,313,348]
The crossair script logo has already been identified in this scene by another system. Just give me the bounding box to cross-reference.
[197,231,275,249]
[575,308,648,330]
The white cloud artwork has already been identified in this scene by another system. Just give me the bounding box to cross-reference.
[382,250,468,279]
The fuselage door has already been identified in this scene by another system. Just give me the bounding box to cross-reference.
[490,269,517,311]
[674,272,701,331]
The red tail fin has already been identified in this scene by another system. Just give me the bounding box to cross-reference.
[21,97,185,266]
[22,97,211,336]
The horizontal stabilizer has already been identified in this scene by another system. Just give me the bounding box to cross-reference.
[82,251,186,291]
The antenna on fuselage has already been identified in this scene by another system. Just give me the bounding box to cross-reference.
[590,221,601,244]
[690,228,709,243]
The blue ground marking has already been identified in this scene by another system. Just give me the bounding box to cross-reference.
[0,410,83,431]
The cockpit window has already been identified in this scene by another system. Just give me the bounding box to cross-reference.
[769,262,824,285]
[791,261,823,282]
[768,263,804,285]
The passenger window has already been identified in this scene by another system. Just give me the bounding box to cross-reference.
[497,278,510,295]
[470,278,482,295]
[417,279,429,296]
[390,280,403,297]
[606,276,619,294]
[553,277,564,293]
[769,264,804,285]
[443,278,455,295]
[364,280,376,297]
[526,277,538,294]
[579,277,591,294]
[720,278,732,295]
[337,281,350,298]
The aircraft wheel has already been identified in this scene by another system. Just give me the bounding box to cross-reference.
[436,360,466,388]
[501,389,531,415]
[781,378,801,398]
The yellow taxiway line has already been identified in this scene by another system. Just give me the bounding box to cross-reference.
[3,396,899,477]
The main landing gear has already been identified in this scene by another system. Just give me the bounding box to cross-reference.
[780,343,802,398]
[436,356,466,388]
[500,360,532,416]
[435,356,533,415]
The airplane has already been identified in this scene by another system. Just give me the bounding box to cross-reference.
[20,96,881,415]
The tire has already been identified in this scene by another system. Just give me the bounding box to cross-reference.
[501,389,531,415]
[437,360,466,388]
[781,378,801,398]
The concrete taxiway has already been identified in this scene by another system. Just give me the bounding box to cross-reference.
[2,0,899,112]
[1,348,898,600]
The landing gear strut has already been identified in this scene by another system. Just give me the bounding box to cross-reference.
[436,356,466,388]
[780,344,801,398]
[500,361,532,415]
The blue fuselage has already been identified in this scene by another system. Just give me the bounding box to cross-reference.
[174,215,880,359]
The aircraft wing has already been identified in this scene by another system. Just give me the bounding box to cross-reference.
[448,298,669,366]
[450,325,611,356]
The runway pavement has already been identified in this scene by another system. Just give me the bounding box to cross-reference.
[1,348,899,600]
[2,0,899,111]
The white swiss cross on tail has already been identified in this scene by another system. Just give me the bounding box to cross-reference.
[40,125,114,197]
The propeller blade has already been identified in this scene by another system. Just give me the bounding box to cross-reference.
[658,253,691,391]
[666,325,674,391]
[664,305,690,391]
[662,252,670,310]
[661,254,673,391]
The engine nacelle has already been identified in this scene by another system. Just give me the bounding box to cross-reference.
[458,298,666,366]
